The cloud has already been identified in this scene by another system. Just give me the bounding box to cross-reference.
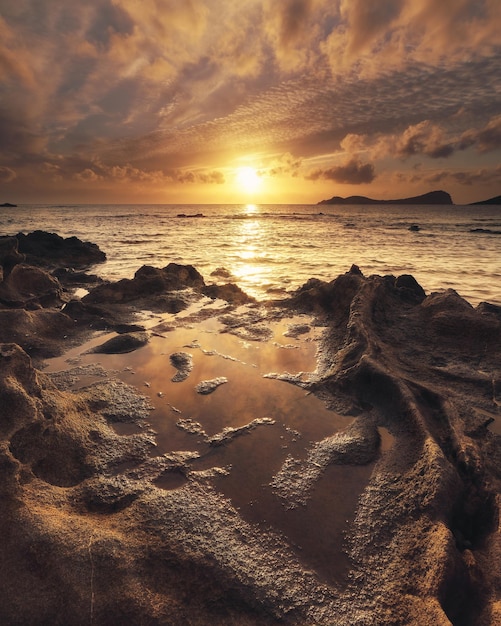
[404,163,501,187]
[340,119,482,161]
[177,170,225,184]
[0,166,17,183]
[267,152,303,176]
[460,114,501,153]
[306,157,376,184]
[323,0,501,76]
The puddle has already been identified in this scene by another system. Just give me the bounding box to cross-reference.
[154,469,188,491]
[45,310,374,585]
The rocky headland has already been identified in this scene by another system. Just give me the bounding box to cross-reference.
[318,190,453,205]
[1,231,500,625]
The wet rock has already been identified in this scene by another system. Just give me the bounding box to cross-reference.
[208,417,275,446]
[90,331,149,354]
[210,266,233,279]
[83,263,205,312]
[195,377,228,395]
[169,351,193,382]
[15,230,106,269]
[176,418,206,436]
[0,263,65,309]
[52,267,104,290]
[284,323,311,338]
[0,309,74,361]
[203,282,255,304]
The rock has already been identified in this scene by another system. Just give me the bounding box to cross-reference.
[208,417,275,446]
[394,273,427,303]
[203,282,254,304]
[15,230,106,269]
[90,331,149,354]
[169,351,193,382]
[0,309,74,361]
[0,235,24,276]
[83,263,205,312]
[195,377,228,395]
[0,264,65,309]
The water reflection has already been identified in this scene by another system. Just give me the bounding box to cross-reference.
[234,218,269,293]
[45,312,375,585]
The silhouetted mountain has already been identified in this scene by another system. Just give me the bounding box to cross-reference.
[318,190,453,205]
[469,195,501,206]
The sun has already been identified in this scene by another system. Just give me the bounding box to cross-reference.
[236,166,262,194]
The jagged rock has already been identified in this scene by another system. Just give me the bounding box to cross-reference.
[203,282,254,304]
[83,263,205,312]
[15,230,106,269]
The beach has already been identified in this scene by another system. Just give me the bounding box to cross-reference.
[1,228,500,625]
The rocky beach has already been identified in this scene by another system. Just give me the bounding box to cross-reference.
[1,231,500,625]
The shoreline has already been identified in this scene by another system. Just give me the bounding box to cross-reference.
[1,232,500,624]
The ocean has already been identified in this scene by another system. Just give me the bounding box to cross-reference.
[1,202,500,305]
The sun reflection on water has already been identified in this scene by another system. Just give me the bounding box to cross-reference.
[234,217,269,291]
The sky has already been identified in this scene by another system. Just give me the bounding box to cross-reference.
[1,0,501,205]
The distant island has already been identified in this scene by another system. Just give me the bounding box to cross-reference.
[469,195,501,206]
[318,190,452,206]
[0,202,17,207]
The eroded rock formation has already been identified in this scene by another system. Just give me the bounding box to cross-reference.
[0,235,500,625]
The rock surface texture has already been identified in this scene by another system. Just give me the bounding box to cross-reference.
[0,236,500,625]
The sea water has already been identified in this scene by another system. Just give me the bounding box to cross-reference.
[1,202,500,305]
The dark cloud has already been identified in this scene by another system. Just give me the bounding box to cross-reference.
[86,2,135,49]
[460,114,501,153]
[0,166,17,183]
[278,0,314,46]
[307,158,376,184]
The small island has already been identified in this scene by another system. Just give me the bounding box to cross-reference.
[0,202,17,208]
[318,190,453,206]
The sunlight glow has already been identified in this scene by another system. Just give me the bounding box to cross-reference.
[236,167,262,194]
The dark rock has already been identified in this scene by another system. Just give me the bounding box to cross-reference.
[203,282,254,304]
[90,331,149,354]
[394,274,427,303]
[0,264,65,309]
[15,230,106,269]
[83,263,205,312]
[52,267,104,289]
[469,228,501,235]
[409,224,420,231]
[0,235,24,276]
[170,351,193,382]
[0,309,74,361]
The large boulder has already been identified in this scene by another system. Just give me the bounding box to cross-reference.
[83,263,205,312]
[0,264,65,309]
[15,230,106,269]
